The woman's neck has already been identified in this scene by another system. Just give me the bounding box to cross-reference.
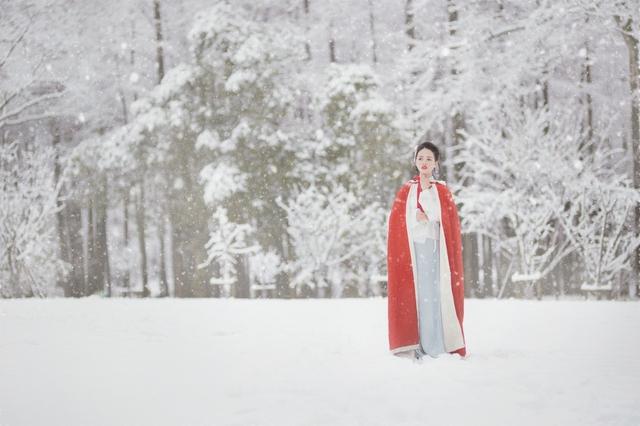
[420,174,433,188]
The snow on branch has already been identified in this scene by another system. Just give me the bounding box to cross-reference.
[198,207,258,295]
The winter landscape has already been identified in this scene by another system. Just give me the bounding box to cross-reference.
[1,0,639,425]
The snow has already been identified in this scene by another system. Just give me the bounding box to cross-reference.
[225,69,258,92]
[152,64,195,103]
[512,272,542,282]
[277,183,384,297]
[199,163,246,205]
[199,207,257,290]
[0,143,66,298]
[580,282,613,291]
[195,129,221,151]
[248,250,282,287]
[1,298,639,426]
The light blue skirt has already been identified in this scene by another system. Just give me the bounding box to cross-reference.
[413,232,446,357]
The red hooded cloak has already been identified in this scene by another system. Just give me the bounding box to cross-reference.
[387,176,467,357]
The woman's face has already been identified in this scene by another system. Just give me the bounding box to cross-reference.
[415,148,437,176]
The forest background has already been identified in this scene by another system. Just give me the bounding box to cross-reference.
[2,0,639,300]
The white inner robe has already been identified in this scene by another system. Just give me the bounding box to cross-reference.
[405,181,465,352]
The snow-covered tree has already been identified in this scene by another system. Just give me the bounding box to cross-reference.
[545,175,640,295]
[248,249,283,297]
[198,207,258,297]
[317,63,408,205]
[278,181,385,297]
[120,1,307,296]
[0,142,68,297]
[457,106,589,297]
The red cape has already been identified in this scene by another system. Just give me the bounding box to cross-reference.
[387,177,466,357]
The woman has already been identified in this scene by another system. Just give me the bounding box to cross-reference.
[387,140,467,361]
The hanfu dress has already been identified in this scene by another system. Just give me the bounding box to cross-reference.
[386,176,467,359]
[411,179,446,357]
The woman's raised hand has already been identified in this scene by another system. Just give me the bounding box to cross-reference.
[416,210,429,222]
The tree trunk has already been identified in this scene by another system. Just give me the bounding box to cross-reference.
[153,0,174,298]
[276,232,292,298]
[405,0,415,51]
[153,0,165,84]
[171,214,196,298]
[86,199,97,294]
[616,16,639,298]
[85,177,108,296]
[119,23,135,296]
[170,168,211,298]
[447,0,458,36]
[481,235,493,298]
[65,201,85,297]
[367,0,378,64]
[462,234,479,297]
[581,38,594,152]
[448,0,463,180]
[51,122,70,295]
[93,177,109,296]
[136,180,150,297]
[303,0,312,60]
[328,20,336,63]
[447,0,479,295]
[158,217,169,297]
[496,234,514,299]
[123,191,131,292]
[235,254,251,298]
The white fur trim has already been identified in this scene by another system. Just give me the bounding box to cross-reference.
[391,344,420,355]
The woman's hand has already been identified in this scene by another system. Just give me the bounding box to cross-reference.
[416,210,429,222]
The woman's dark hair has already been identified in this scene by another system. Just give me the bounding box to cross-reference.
[413,139,440,162]
[412,138,440,176]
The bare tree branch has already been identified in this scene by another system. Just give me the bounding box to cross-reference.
[0,112,62,130]
[0,91,63,127]
[0,20,31,70]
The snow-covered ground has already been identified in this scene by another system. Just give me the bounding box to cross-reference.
[1,297,638,426]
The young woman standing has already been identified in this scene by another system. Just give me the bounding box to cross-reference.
[387,140,467,361]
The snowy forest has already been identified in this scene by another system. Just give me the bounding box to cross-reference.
[2,0,639,300]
